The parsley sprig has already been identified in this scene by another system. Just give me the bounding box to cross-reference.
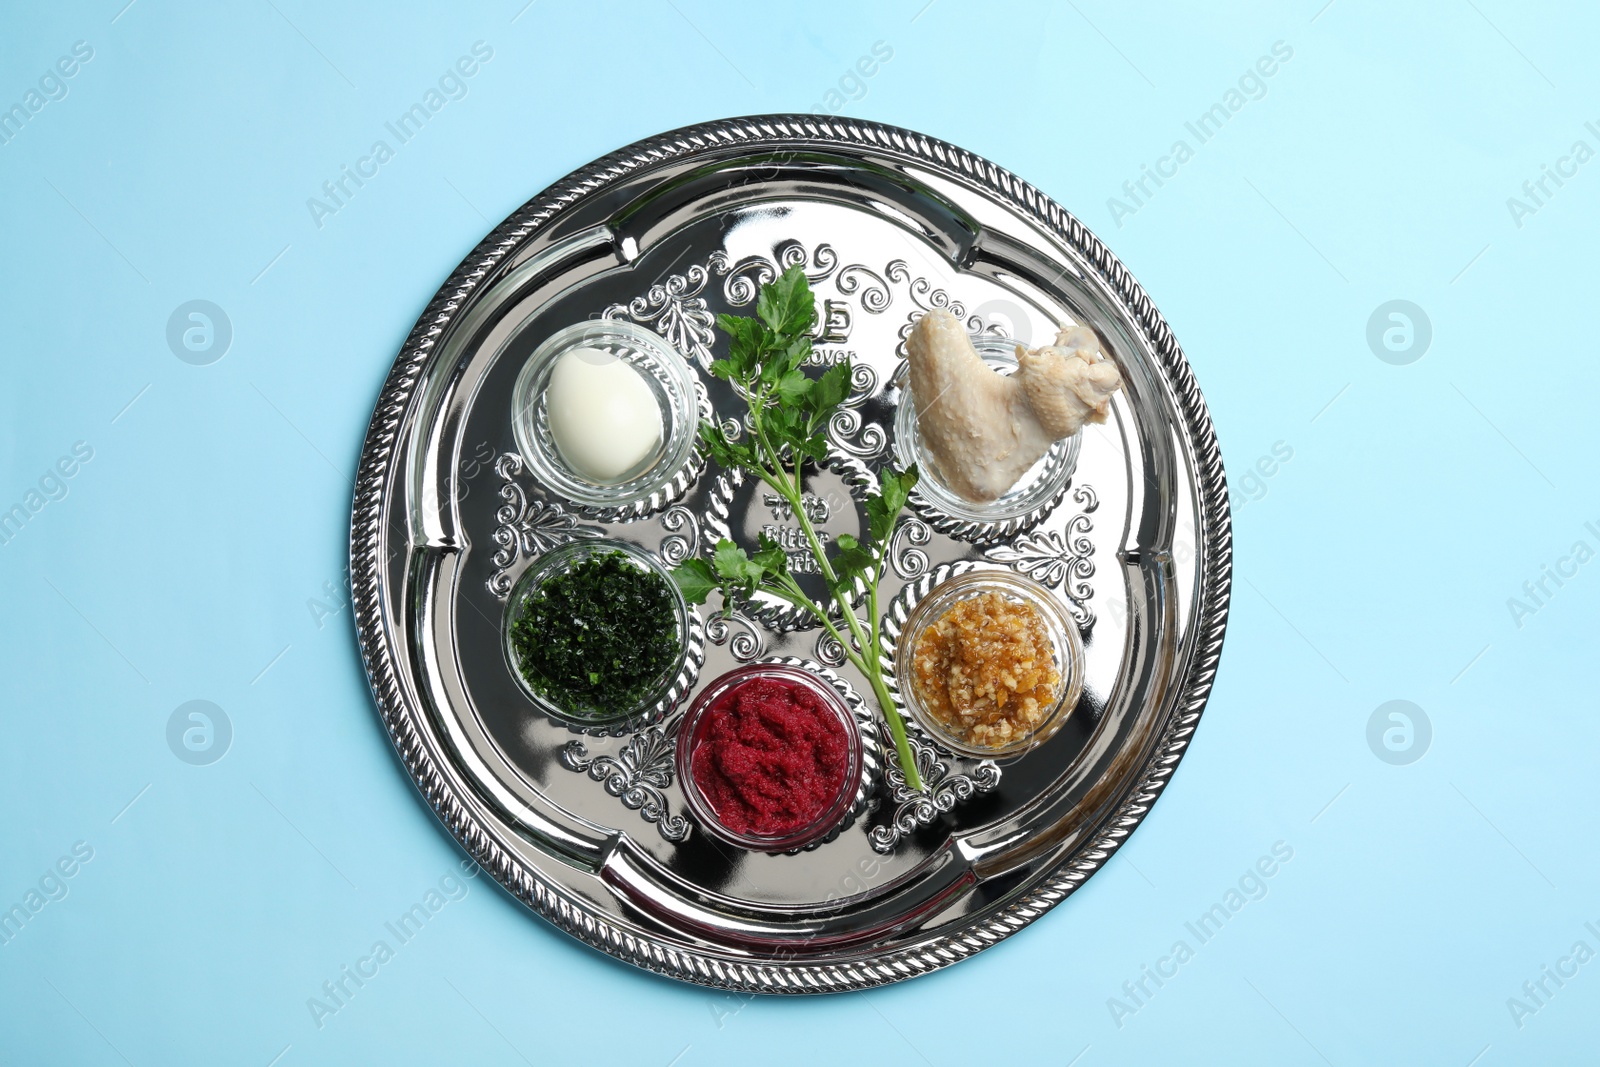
[672,265,923,791]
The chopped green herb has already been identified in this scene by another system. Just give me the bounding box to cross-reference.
[509,550,679,715]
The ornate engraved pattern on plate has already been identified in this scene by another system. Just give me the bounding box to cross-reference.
[603,242,839,370]
[561,722,690,842]
[486,453,603,598]
[706,610,765,662]
[601,264,718,371]
[824,364,885,460]
[887,516,933,580]
[657,504,700,567]
[868,732,1001,854]
[601,240,1001,370]
[982,485,1099,627]
[812,628,855,668]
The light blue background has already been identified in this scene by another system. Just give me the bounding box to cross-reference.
[2,1,1596,1063]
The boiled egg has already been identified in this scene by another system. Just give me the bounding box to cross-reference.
[545,348,663,483]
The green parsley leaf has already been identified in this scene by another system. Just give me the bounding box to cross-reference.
[776,369,812,406]
[698,420,754,471]
[671,558,719,605]
[831,533,877,588]
[794,432,830,463]
[891,463,920,506]
[762,403,805,450]
[757,350,785,387]
[750,532,789,578]
[716,313,767,377]
[806,361,852,416]
[866,465,919,545]
[757,264,816,337]
[712,539,765,592]
[780,333,813,373]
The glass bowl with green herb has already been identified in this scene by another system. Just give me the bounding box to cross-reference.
[502,539,692,728]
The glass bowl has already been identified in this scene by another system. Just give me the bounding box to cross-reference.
[893,568,1085,759]
[502,538,691,728]
[893,335,1082,526]
[510,319,700,512]
[676,664,864,853]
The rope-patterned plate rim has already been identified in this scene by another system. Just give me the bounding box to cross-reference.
[349,115,1232,994]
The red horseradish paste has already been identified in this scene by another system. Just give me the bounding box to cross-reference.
[690,677,849,838]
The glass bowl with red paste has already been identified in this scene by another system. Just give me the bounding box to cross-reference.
[676,664,863,853]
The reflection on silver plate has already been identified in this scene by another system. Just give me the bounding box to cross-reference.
[350,116,1231,993]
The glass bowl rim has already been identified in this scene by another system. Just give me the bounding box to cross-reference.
[501,537,691,728]
[893,568,1085,759]
[892,335,1082,524]
[674,663,865,853]
[509,318,700,509]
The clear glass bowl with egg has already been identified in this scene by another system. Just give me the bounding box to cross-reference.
[511,319,701,515]
[893,568,1085,760]
[892,335,1082,527]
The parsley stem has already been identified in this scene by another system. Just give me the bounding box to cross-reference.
[764,572,921,792]
[697,266,926,795]
[777,468,923,793]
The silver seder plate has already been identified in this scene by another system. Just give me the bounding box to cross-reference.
[350,116,1232,993]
